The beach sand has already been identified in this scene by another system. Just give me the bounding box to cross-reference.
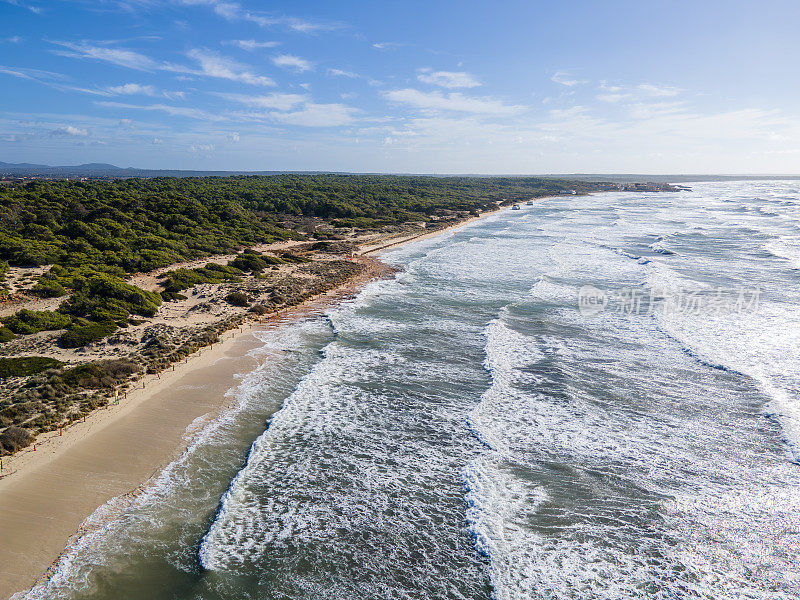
[0,325,263,598]
[0,203,516,599]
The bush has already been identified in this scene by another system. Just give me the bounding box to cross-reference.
[60,359,139,389]
[0,326,16,343]
[249,303,270,315]
[229,252,269,272]
[280,253,312,263]
[31,280,66,298]
[0,356,63,378]
[0,426,33,453]
[4,309,72,335]
[61,273,162,321]
[224,291,250,307]
[161,291,188,302]
[58,321,118,348]
[162,264,241,293]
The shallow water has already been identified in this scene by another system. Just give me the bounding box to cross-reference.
[20,181,800,600]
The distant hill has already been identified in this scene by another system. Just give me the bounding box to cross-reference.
[0,161,325,179]
[1,161,799,181]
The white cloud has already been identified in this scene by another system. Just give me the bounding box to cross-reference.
[638,83,681,97]
[327,68,358,78]
[95,100,225,121]
[551,71,587,87]
[152,137,163,144]
[216,92,308,110]
[271,54,313,72]
[596,93,627,103]
[50,125,88,137]
[177,1,337,33]
[107,83,157,96]
[383,88,525,115]
[2,0,41,14]
[190,142,215,152]
[182,48,275,86]
[162,90,186,101]
[596,82,683,105]
[50,41,157,71]
[269,103,356,127]
[55,43,275,86]
[629,101,686,120]
[227,39,280,50]
[0,65,46,81]
[417,70,480,89]
[372,42,403,50]
[227,131,240,142]
[5,36,23,43]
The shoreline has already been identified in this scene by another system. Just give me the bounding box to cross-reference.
[0,200,513,599]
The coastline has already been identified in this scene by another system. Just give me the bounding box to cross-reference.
[0,200,513,599]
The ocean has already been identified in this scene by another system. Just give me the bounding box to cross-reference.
[19,181,800,599]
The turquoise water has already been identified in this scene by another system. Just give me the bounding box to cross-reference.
[20,182,800,599]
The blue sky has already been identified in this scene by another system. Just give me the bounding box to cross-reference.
[1,0,799,173]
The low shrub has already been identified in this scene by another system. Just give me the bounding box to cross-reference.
[0,356,63,378]
[4,309,72,335]
[0,426,33,453]
[248,303,270,315]
[0,326,16,343]
[161,291,188,302]
[229,252,269,272]
[60,359,139,389]
[162,264,241,293]
[61,273,162,321]
[31,280,66,298]
[58,321,118,348]
[280,253,312,263]
[224,291,250,307]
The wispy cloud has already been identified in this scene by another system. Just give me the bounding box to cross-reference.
[596,81,684,105]
[50,40,158,70]
[0,65,66,82]
[50,40,275,87]
[269,103,357,127]
[95,100,226,121]
[271,54,313,73]
[179,48,276,86]
[638,83,681,97]
[384,88,525,115]
[372,42,403,51]
[2,0,41,14]
[107,83,157,96]
[226,39,280,50]
[327,68,358,78]
[551,71,588,87]
[215,92,308,111]
[417,69,480,89]
[177,0,339,33]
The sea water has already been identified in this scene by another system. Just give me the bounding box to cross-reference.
[19,181,800,599]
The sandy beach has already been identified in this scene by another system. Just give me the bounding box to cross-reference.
[0,203,514,599]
